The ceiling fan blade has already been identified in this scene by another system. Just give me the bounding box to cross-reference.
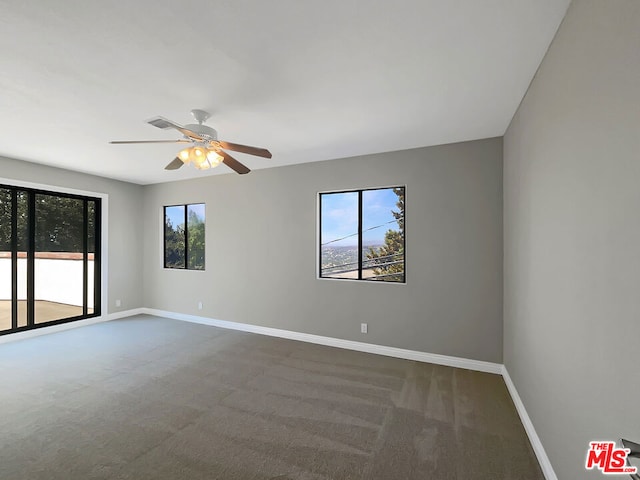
[219,150,250,175]
[164,157,184,170]
[110,139,190,144]
[147,116,204,141]
[217,141,272,158]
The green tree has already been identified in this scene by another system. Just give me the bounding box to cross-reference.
[366,188,405,281]
[34,195,84,251]
[187,209,205,270]
[0,188,12,251]
[164,216,186,268]
[0,190,93,253]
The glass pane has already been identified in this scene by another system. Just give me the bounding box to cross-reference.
[17,191,27,327]
[87,201,95,315]
[187,204,205,270]
[34,194,84,324]
[362,187,405,282]
[165,206,185,268]
[320,192,359,279]
[0,188,10,331]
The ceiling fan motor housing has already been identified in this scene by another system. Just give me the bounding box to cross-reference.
[184,124,218,141]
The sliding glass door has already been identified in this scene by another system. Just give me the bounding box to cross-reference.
[0,185,101,335]
[0,188,11,332]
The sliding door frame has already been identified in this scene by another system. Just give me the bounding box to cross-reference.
[0,179,107,336]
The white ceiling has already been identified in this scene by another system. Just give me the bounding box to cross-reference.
[0,0,570,185]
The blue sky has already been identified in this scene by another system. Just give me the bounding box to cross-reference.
[321,188,400,247]
[166,203,205,229]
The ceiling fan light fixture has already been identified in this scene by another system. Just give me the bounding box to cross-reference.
[178,148,191,163]
[193,158,212,170]
[206,149,223,166]
[190,148,222,170]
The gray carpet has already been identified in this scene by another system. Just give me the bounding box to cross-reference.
[0,315,543,479]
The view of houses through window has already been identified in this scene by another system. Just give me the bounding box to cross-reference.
[319,186,405,282]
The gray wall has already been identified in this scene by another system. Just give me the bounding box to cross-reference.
[0,155,144,313]
[143,138,503,363]
[503,1,640,478]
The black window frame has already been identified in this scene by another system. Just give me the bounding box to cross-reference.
[163,203,205,270]
[318,185,406,283]
[0,183,102,336]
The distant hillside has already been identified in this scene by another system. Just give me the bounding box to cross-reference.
[321,245,382,273]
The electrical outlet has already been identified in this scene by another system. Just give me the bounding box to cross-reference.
[198,301,203,310]
[361,323,368,334]
[115,299,121,307]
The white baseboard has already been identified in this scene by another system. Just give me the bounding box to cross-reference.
[141,308,503,375]
[502,366,557,480]
[106,308,147,321]
[0,308,142,345]
[0,317,109,345]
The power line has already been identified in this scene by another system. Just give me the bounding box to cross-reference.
[321,218,400,246]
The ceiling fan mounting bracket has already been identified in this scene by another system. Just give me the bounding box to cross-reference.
[191,109,210,125]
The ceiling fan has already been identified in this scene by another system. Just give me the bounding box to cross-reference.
[110,109,272,174]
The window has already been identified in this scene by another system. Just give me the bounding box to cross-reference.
[0,185,101,335]
[164,203,205,270]
[319,186,405,282]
